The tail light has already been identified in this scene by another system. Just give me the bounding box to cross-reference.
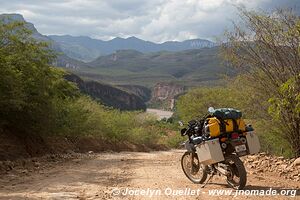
[231,133,239,139]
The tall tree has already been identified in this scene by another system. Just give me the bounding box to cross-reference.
[222,8,300,156]
[0,19,77,135]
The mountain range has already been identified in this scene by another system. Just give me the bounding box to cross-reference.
[74,47,233,87]
[0,13,233,110]
[0,14,88,70]
[49,35,215,62]
[0,13,149,110]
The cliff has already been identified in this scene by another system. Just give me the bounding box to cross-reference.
[149,83,185,110]
[117,85,152,102]
[65,74,146,111]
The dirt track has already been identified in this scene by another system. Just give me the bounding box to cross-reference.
[0,150,299,200]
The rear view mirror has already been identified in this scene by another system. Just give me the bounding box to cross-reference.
[208,107,215,113]
[178,121,184,126]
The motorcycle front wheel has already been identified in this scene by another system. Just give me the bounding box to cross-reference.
[181,151,207,184]
[224,154,247,190]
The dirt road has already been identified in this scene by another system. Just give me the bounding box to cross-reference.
[0,150,299,200]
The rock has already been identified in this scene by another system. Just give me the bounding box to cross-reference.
[275,161,283,165]
[66,150,75,154]
[253,160,260,165]
[248,155,258,160]
[4,161,14,171]
[292,157,300,166]
[34,162,40,168]
[21,159,26,167]
[88,151,94,154]
[261,160,269,168]
[286,167,293,172]
[280,164,288,169]
[73,159,81,163]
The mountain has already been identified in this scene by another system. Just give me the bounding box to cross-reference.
[1,13,235,109]
[0,13,150,110]
[49,35,216,62]
[74,48,234,87]
[65,74,147,111]
[0,14,88,69]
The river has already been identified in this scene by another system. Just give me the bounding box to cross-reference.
[146,108,174,120]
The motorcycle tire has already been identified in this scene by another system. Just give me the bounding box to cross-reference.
[224,154,247,190]
[181,151,208,184]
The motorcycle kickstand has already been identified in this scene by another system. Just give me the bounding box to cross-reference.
[201,174,214,188]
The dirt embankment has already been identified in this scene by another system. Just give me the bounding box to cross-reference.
[0,131,167,162]
[0,150,299,200]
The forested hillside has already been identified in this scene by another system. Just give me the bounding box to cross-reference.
[77,48,235,87]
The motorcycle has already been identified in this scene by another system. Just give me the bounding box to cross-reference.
[179,107,254,190]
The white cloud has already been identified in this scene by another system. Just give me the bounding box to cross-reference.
[0,0,299,42]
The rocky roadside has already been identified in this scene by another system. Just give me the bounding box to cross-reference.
[243,153,300,182]
[0,151,96,175]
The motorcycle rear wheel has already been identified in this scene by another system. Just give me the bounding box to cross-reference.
[181,151,207,184]
[224,154,247,190]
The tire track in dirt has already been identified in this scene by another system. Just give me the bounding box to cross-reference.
[0,150,299,199]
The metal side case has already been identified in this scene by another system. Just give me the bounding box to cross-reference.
[196,138,225,165]
[246,132,261,154]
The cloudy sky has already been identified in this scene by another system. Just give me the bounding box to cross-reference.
[0,0,299,42]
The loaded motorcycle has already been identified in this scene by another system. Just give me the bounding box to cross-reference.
[179,107,260,190]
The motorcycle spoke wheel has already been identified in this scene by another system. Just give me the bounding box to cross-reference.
[181,152,207,184]
[224,155,247,190]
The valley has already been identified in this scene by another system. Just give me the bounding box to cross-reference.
[1,3,300,200]
[75,47,232,87]
[0,13,232,111]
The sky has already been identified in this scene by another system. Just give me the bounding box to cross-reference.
[0,0,299,42]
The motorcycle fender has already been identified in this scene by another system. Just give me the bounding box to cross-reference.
[185,142,195,152]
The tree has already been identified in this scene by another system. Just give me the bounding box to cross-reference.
[222,8,300,156]
[176,87,240,122]
[0,19,77,135]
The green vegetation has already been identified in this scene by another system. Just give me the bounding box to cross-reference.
[176,8,300,157]
[176,87,240,122]
[176,82,294,157]
[52,96,168,146]
[223,8,300,157]
[0,20,178,149]
[75,48,234,87]
[0,20,77,135]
